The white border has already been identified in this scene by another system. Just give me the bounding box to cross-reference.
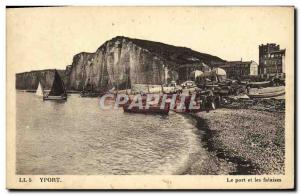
[1,0,299,6]
[1,0,298,194]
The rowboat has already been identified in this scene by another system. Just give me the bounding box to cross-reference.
[248,90,285,98]
[123,105,170,115]
[43,95,67,100]
[248,81,271,88]
[123,100,170,115]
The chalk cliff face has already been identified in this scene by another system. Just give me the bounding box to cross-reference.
[16,70,66,90]
[68,38,168,91]
[66,36,225,92]
[16,36,225,91]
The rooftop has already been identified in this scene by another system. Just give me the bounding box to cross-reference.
[220,60,257,68]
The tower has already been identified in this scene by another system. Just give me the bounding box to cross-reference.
[258,43,285,77]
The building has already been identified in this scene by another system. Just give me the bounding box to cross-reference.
[219,60,258,79]
[176,62,211,82]
[259,43,286,78]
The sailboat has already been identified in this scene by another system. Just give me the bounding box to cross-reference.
[36,82,44,96]
[43,70,67,101]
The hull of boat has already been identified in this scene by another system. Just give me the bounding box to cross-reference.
[248,90,285,98]
[248,81,271,88]
[80,93,99,98]
[36,93,44,97]
[43,95,67,101]
[123,105,169,115]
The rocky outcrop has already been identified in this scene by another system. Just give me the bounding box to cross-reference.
[66,36,225,92]
[16,36,225,91]
[16,69,66,90]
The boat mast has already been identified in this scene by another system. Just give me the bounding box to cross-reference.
[159,64,164,93]
[116,73,119,94]
[125,73,129,95]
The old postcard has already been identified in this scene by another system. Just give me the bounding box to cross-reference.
[6,6,294,189]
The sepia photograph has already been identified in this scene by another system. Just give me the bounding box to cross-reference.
[6,6,294,189]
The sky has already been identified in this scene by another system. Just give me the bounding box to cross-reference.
[6,6,294,73]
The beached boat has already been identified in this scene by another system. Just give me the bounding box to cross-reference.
[35,82,44,96]
[248,89,285,98]
[123,100,170,115]
[248,81,271,88]
[123,69,172,114]
[123,104,170,115]
[43,70,67,101]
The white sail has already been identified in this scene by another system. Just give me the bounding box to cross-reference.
[36,82,44,96]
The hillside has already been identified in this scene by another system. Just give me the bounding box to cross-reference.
[110,36,225,67]
[16,36,225,91]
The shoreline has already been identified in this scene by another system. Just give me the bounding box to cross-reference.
[16,91,285,175]
[182,108,285,175]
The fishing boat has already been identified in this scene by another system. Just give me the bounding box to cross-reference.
[123,103,170,115]
[80,88,99,97]
[248,89,285,98]
[80,81,100,97]
[35,82,44,96]
[248,81,271,88]
[43,70,67,101]
[123,96,170,115]
[80,92,99,97]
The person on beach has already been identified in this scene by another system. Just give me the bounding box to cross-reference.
[205,90,214,113]
[246,85,251,94]
[185,95,192,113]
[214,93,221,108]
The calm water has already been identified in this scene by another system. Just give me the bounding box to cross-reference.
[16,92,202,175]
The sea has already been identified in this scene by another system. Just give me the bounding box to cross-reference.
[16,91,202,175]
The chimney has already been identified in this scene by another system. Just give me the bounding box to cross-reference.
[241,57,242,62]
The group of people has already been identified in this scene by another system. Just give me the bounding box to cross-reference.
[186,88,220,113]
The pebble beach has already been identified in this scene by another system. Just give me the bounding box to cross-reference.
[186,108,285,175]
